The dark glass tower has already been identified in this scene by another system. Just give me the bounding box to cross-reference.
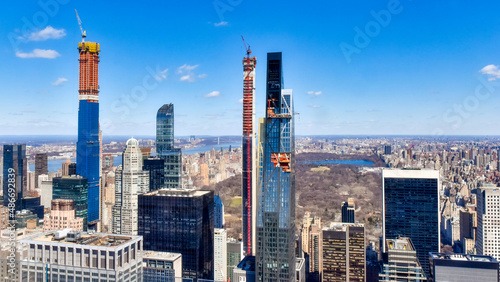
[256,52,295,281]
[2,144,27,216]
[143,158,165,192]
[214,194,224,229]
[34,153,48,188]
[156,104,182,189]
[52,176,89,229]
[383,169,440,278]
[76,41,100,226]
[341,198,355,223]
[138,189,214,280]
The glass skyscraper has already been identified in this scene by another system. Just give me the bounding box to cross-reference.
[256,52,296,281]
[138,189,214,280]
[52,176,89,229]
[2,144,27,215]
[156,104,182,189]
[76,41,101,226]
[383,169,440,278]
[143,158,165,192]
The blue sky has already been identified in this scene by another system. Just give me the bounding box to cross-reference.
[2,0,500,136]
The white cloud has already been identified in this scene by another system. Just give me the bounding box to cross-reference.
[214,21,228,27]
[16,49,60,59]
[26,26,66,41]
[177,64,198,74]
[204,91,220,98]
[307,90,322,96]
[238,98,243,104]
[52,77,68,86]
[480,64,500,81]
[177,64,205,82]
[309,104,321,108]
[180,74,194,82]
[155,68,168,81]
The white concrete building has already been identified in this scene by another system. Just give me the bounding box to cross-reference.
[214,228,227,282]
[477,184,500,260]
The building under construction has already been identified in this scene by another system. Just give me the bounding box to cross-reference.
[75,10,101,227]
[242,37,257,256]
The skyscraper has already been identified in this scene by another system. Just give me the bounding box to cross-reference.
[379,237,426,281]
[322,223,366,282]
[112,138,149,235]
[2,144,27,214]
[214,228,227,281]
[383,169,440,277]
[156,104,182,189]
[214,194,224,229]
[429,253,499,282]
[476,184,500,260]
[34,153,47,188]
[242,50,257,256]
[52,175,89,229]
[143,158,165,191]
[76,39,101,226]
[341,198,355,223]
[138,189,214,280]
[256,52,296,281]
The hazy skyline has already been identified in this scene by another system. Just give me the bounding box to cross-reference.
[3,1,500,136]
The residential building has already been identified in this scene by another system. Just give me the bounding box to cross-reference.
[214,228,227,281]
[34,153,48,188]
[156,104,182,189]
[341,198,355,223]
[477,184,500,260]
[379,237,427,281]
[43,199,83,231]
[52,176,88,229]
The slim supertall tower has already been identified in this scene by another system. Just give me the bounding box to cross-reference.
[156,104,182,189]
[256,52,295,281]
[242,41,257,256]
[76,36,101,226]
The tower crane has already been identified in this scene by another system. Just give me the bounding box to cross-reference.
[241,35,251,56]
[75,9,86,42]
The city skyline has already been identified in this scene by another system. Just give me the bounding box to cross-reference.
[4,1,500,136]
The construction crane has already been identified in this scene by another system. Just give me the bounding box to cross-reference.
[241,35,251,56]
[75,9,86,42]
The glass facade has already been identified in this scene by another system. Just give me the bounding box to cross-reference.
[138,189,214,280]
[156,104,182,189]
[256,52,296,281]
[214,195,224,229]
[383,171,440,278]
[52,176,89,229]
[143,158,165,192]
[76,100,100,224]
[2,144,27,213]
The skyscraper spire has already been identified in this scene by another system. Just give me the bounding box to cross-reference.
[242,37,257,256]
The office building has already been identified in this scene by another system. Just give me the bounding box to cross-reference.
[27,170,35,192]
[20,196,44,219]
[341,198,355,223]
[322,223,365,282]
[103,154,114,170]
[242,49,257,256]
[214,228,227,282]
[19,230,143,282]
[39,180,53,208]
[383,169,440,277]
[227,239,243,282]
[296,258,306,282]
[34,153,48,188]
[309,217,322,281]
[214,195,224,229]
[256,52,296,281]
[143,251,182,281]
[15,209,39,229]
[138,189,214,280]
[2,144,27,212]
[156,104,182,189]
[379,237,427,281]
[384,145,392,155]
[233,255,255,282]
[429,253,499,282]
[112,138,149,235]
[76,39,101,226]
[43,199,84,231]
[459,208,476,254]
[477,184,500,260]
[143,158,164,191]
[52,176,88,229]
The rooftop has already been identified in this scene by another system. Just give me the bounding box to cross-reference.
[430,253,498,263]
[143,251,182,261]
[324,222,365,231]
[144,188,212,197]
[383,168,439,179]
[21,231,140,248]
[386,237,414,251]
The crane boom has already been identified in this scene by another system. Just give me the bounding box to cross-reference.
[75,9,86,42]
[241,35,251,55]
